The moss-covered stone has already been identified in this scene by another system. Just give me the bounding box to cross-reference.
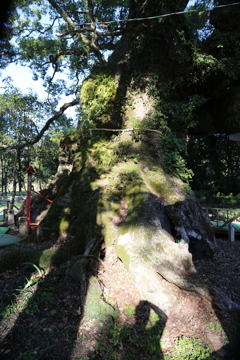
[84,276,119,320]
[88,140,118,173]
[70,256,89,305]
[39,248,68,267]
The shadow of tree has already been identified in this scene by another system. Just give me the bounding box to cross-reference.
[191,241,240,360]
[0,220,98,359]
[0,264,85,359]
[0,143,102,359]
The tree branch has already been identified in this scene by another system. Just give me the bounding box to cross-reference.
[99,41,116,51]
[10,97,80,150]
[55,29,123,38]
[88,0,97,45]
[47,0,105,63]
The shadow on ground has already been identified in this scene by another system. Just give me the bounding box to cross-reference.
[76,300,167,360]
[0,164,101,359]
[192,237,240,360]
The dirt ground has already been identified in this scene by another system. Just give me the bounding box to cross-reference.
[0,235,240,359]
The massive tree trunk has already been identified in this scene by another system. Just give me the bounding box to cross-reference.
[15,0,218,312]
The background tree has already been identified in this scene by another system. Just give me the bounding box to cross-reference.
[187,135,240,201]
[0,81,72,204]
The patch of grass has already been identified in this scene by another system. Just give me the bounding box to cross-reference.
[0,264,56,319]
[15,351,36,360]
[0,264,45,318]
[18,263,44,291]
[204,321,222,332]
[1,291,37,318]
[165,336,217,360]
[89,319,164,360]
[146,309,161,329]
[15,345,62,360]
[122,305,135,319]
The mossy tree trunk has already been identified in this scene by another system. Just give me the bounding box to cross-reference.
[28,133,216,315]
[15,0,221,314]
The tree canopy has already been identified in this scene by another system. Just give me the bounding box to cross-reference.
[1,0,240,135]
[1,0,240,192]
[1,0,130,92]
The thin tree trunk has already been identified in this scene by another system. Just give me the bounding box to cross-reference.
[10,151,17,210]
[17,149,22,195]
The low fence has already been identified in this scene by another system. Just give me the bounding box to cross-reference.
[202,205,240,241]
[0,196,26,203]
[0,196,26,222]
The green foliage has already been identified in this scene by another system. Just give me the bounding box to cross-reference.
[0,248,41,273]
[15,351,36,360]
[0,264,46,319]
[123,76,199,183]
[159,131,194,182]
[187,134,240,197]
[1,291,36,318]
[89,140,118,171]
[2,0,240,197]
[198,192,240,207]
[80,73,117,126]
[32,133,61,187]
[122,305,136,319]
[0,81,66,190]
[148,112,193,182]
[204,321,222,332]
[0,84,47,146]
[167,336,213,360]
[1,0,128,91]
[0,247,68,273]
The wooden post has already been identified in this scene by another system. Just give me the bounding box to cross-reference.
[228,223,235,243]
